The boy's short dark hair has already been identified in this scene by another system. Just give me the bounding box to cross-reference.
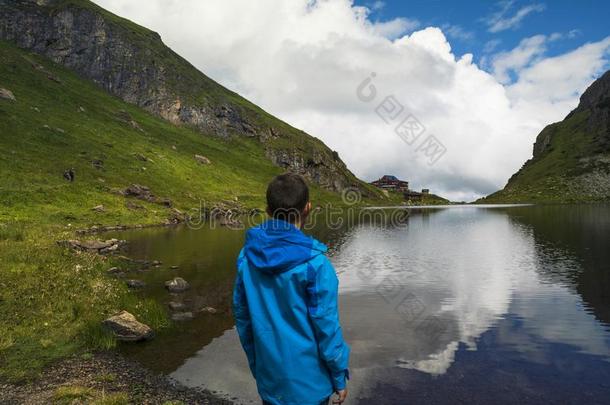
[266,173,309,221]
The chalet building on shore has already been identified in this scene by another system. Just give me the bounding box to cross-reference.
[370,175,431,201]
[404,189,430,201]
[370,175,409,191]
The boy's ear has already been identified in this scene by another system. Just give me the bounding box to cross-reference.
[303,201,312,217]
[266,206,273,217]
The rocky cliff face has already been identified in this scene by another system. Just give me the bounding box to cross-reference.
[533,70,610,159]
[481,70,610,203]
[0,0,365,193]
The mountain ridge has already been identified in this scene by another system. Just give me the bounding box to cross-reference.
[480,70,610,203]
[0,0,379,195]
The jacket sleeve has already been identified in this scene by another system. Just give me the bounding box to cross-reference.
[233,252,256,377]
[306,257,351,390]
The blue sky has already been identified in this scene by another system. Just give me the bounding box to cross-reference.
[359,0,609,72]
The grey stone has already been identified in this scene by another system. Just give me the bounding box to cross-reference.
[165,277,190,293]
[171,312,194,321]
[102,311,154,341]
[0,88,16,101]
[168,301,186,311]
[194,154,211,165]
[126,279,146,289]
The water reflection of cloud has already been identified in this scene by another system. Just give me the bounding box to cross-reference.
[334,207,610,384]
[170,207,610,403]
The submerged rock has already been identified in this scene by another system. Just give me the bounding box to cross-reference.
[102,311,154,342]
[165,277,190,293]
[126,279,146,289]
[168,301,187,311]
[171,312,194,321]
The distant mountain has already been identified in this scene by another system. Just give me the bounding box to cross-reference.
[0,0,381,196]
[480,70,610,203]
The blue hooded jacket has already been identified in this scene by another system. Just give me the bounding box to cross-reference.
[233,219,350,405]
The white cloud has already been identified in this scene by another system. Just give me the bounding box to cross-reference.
[486,1,546,33]
[372,17,420,39]
[442,24,475,41]
[568,29,581,39]
[93,0,610,201]
[491,34,547,83]
[483,39,502,54]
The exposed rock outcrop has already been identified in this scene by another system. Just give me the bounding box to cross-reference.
[122,184,172,207]
[194,154,211,165]
[57,238,126,254]
[266,148,353,192]
[0,87,15,101]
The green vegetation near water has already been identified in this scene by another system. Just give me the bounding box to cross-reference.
[0,39,401,382]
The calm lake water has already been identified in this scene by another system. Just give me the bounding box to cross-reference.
[112,204,610,404]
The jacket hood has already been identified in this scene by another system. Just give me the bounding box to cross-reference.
[243,219,327,274]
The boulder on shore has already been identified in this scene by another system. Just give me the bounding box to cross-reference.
[165,277,190,293]
[102,310,154,342]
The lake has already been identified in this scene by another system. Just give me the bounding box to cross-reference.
[112,204,610,404]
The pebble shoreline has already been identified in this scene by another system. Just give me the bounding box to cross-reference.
[0,352,235,405]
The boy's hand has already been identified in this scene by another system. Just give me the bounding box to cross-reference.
[332,389,348,404]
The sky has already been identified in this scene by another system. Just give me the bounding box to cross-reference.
[93,0,610,201]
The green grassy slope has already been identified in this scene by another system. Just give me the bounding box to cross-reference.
[0,39,366,229]
[0,39,396,382]
[480,110,610,204]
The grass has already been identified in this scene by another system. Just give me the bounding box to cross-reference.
[54,385,129,405]
[0,38,282,382]
[0,38,397,382]
[0,224,169,381]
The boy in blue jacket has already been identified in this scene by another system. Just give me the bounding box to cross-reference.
[233,173,350,405]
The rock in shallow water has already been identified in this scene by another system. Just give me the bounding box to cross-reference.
[171,312,194,321]
[126,279,146,289]
[165,277,190,293]
[168,301,187,311]
[102,310,154,342]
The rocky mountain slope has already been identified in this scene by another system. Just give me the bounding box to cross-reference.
[0,0,379,195]
[481,70,610,203]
